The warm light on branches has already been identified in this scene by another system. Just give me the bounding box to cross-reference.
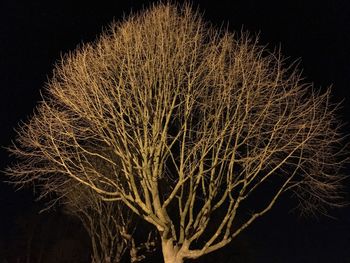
[59,179,155,263]
[7,3,348,263]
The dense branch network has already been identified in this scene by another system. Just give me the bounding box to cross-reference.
[7,3,348,263]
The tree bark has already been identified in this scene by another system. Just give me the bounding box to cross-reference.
[161,239,184,263]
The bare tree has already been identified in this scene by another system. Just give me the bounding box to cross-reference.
[60,181,131,263]
[7,3,348,263]
[22,127,156,263]
[59,180,155,263]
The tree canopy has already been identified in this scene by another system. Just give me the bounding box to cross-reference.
[7,3,348,263]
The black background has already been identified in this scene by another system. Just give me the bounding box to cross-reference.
[0,0,349,262]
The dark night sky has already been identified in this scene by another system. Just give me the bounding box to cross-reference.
[0,0,350,262]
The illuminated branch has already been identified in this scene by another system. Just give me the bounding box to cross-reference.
[7,3,348,263]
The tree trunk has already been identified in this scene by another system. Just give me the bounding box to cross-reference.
[161,239,184,263]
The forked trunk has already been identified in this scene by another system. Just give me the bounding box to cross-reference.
[161,239,184,263]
